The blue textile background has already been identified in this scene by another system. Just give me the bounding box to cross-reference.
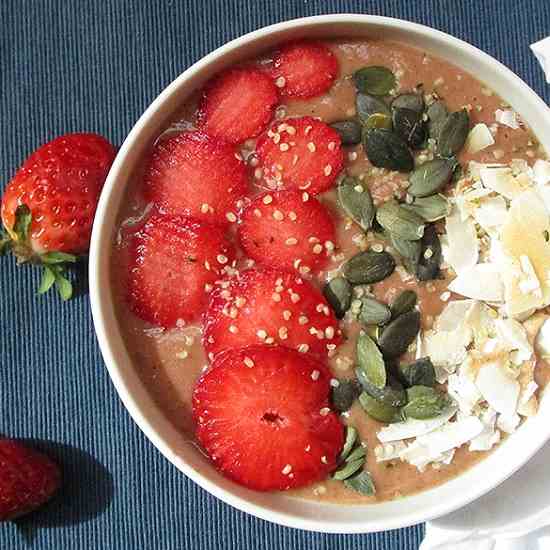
[0,1,548,548]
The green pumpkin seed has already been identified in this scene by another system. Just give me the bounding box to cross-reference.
[397,358,436,387]
[345,445,367,464]
[359,392,402,423]
[337,176,375,231]
[392,108,426,149]
[323,277,352,319]
[389,290,417,319]
[356,370,407,407]
[353,66,396,96]
[339,426,358,461]
[358,297,391,326]
[402,385,455,419]
[363,129,414,173]
[402,194,451,222]
[344,470,376,496]
[343,250,396,285]
[331,120,362,145]
[332,458,365,481]
[376,200,425,241]
[416,224,442,281]
[331,379,361,412]
[378,310,421,358]
[438,109,470,157]
[392,92,424,113]
[356,93,391,124]
[408,158,457,198]
[365,113,393,130]
[356,331,386,389]
[427,101,449,140]
[389,232,421,264]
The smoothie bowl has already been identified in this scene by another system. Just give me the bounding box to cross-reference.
[89,15,550,532]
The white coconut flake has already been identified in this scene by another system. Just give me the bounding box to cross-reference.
[377,404,458,443]
[472,195,507,231]
[447,373,482,415]
[479,166,529,199]
[494,318,533,361]
[374,441,407,462]
[535,318,550,358]
[444,209,479,273]
[495,109,520,129]
[469,407,500,451]
[497,412,521,434]
[466,123,495,154]
[436,300,476,331]
[423,329,470,369]
[475,360,520,417]
[533,159,550,186]
[448,263,504,302]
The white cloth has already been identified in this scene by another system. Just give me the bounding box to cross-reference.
[421,444,550,550]
[531,36,550,83]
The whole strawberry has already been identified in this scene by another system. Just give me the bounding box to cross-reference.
[1,133,116,299]
[0,439,61,521]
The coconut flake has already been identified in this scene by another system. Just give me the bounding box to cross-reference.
[447,372,482,415]
[377,404,458,443]
[374,441,407,462]
[436,300,476,331]
[466,123,495,154]
[423,329,470,369]
[497,412,521,433]
[469,407,500,451]
[444,209,479,273]
[534,159,550,186]
[494,318,533,361]
[475,359,520,417]
[448,263,504,302]
[535,318,550,358]
[479,166,529,199]
[472,195,507,231]
[495,109,520,129]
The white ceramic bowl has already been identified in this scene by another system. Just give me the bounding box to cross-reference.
[89,15,550,533]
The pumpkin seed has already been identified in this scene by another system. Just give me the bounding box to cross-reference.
[365,113,393,130]
[332,458,365,481]
[402,385,455,419]
[365,324,382,342]
[392,107,426,149]
[356,331,386,389]
[358,297,391,325]
[397,358,436,387]
[323,277,352,319]
[356,370,407,407]
[337,176,375,231]
[363,129,414,173]
[331,120,362,145]
[346,445,367,463]
[343,250,396,284]
[353,66,396,96]
[344,470,376,496]
[331,379,361,412]
[389,290,417,318]
[339,426,358,461]
[402,194,451,222]
[416,224,442,281]
[389,232,421,264]
[359,392,402,423]
[392,92,424,113]
[378,310,421,358]
[427,100,449,140]
[408,158,457,198]
[438,109,470,157]
[356,93,391,124]
[376,200,425,241]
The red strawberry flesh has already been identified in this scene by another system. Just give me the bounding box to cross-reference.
[193,345,344,491]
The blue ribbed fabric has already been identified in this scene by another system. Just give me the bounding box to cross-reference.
[0,1,548,548]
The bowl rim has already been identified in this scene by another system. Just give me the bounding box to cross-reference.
[89,13,550,534]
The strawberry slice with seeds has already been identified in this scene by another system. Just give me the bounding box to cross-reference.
[142,131,248,225]
[256,117,344,195]
[202,267,341,358]
[272,41,338,99]
[127,213,235,327]
[238,190,335,275]
[193,345,344,491]
[198,68,279,144]
[0,439,61,521]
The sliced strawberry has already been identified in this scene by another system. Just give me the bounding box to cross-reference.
[193,345,344,491]
[238,190,335,274]
[0,439,61,521]
[127,213,235,327]
[272,41,338,99]
[256,117,344,195]
[198,68,279,144]
[142,131,248,225]
[202,267,342,358]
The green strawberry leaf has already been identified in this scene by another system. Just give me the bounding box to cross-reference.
[0,231,12,255]
[38,265,56,294]
[13,204,32,242]
[41,251,78,264]
[53,268,73,301]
